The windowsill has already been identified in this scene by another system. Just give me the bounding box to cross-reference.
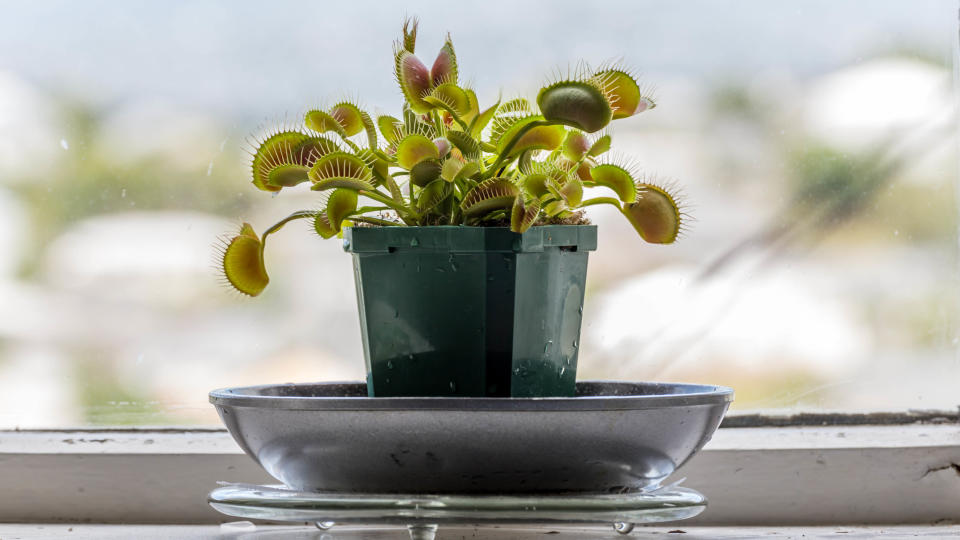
[0,524,957,539]
[0,423,957,526]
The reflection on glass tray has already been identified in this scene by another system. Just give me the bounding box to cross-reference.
[208,481,706,538]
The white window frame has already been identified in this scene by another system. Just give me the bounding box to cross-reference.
[1,413,957,525]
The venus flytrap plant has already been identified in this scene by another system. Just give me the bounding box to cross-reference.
[220,18,686,296]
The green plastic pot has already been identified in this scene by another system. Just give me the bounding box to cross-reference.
[343,225,597,398]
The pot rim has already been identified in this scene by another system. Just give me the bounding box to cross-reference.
[343,224,598,253]
[209,380,734,411]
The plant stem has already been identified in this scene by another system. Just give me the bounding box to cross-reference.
[350,215,402,227]
[433,104,468,131]
[485,120,551,178]
[430,110,444,135]
[579,196,622,208]
[341,138,360,153]
[359,189,412,215]
[261,210,316,248]
[355,206,391,213]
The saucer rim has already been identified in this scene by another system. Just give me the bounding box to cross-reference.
[209,380,734,411]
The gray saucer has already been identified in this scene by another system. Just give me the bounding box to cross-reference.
[209,381,732,494]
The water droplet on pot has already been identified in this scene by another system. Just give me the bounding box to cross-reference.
[342,239,351,249]
[449,381,456,392]
[578,306,583,314]
[434,266,445,273]
[410,237,420,247]
[387,361,394,369]
[613,522,634,534]
[572,339,579,348]
[315,521,335,530]
[543,341,552,354]
[558,366,566,378]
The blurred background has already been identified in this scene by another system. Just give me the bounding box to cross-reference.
[0,0,957,426]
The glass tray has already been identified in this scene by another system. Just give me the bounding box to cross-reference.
[208,482,706,538]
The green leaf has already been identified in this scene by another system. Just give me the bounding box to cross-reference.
[441,157,464,182]
[326,188,359,234]
[409,158,442,187]
[587,134,611,157]
[383,174,406,205]
[555,177,583,207]
[446,130,481,159]
[401,16,418,53]
[462,88,480,124]
[314,212,338,239]
[562,130,590,162]
[622,184,682,244]
[537,80,612,133]
[516,148,536,173]
[395,49,433,114]
[305,110,348,138]
[543,199,570,218]
[359,110,378,149]
[454,161,480,182]
[396,134,439,170]
[593,69,654,119]
[251,131,308,192]
[398,107,437,141]
[430,33,458,86]
[575,158,596,182]
[489,98,533,144]
[292,136,342,167]
[460,178,520,217]
[496,116,566,157]
[308,151,374,191]
[590,164,638,202]
[267,164,310,188]
[469,98,500,138]
[423,83,470,116]
[510,196,541,233]
[417,178,453,213]
[356,148,390,186]
[377,115,403,145]
[521,173,550,198]
[220,223,268,297]
[329,102,365,136]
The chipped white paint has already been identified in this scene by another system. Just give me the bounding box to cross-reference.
[0,425,957,525]
[0,524,958,539]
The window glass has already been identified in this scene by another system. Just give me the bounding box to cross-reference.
[0,0,956,426]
